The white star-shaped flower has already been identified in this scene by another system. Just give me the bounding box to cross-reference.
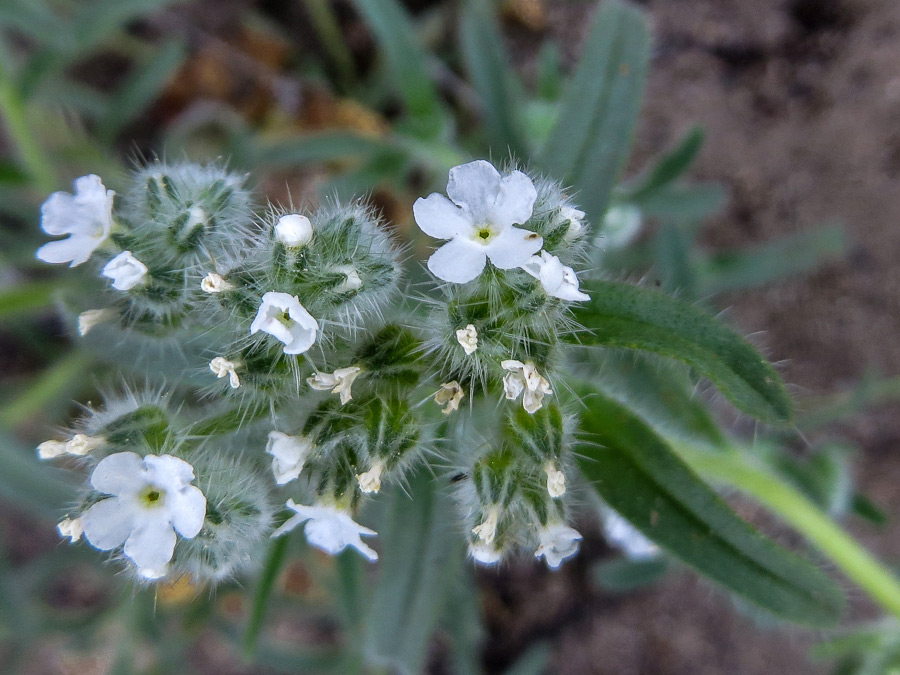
[501,360,552,414]
[603,509,659,560]
[307,366,362,404]
[36,175,114,267]
[101,251,148,291]
[522,251,589,302]
[434,381,465,414]
[80,452,207,579]
[250,291,319,355]
[272,499,378,561]
[275,214,313,248]
[456,324,478,355]
[209,356,241,389]
[534,523,583,569]
[265,431,314,485]
[413,160,543,283]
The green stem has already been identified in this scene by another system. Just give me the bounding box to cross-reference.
[0,60,55,193]
[302,0,356,91]
[677,445,900,620]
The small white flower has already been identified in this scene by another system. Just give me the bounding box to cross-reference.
[543,462,566,498]
[600,204,642,250]
[307,366,362,405]
[559,206,586,241]
[67,433,105,456]
[356,460,385,494]
[57,517,84,542]
[272,499,378,561]
[266,431,314,485]
[36,175,114,267]
[603,509,659,560]
[413,160,543,283]
[534,523,583,569]
[501,360,552,414]
[77,308,115,336]
[201,272,233,294]
[456,324,478,355]
[250,291,319,355]
[101,251,148,291]
[81,452,206,579]
[275,214,313,248]
[434,381,465,414]
[37,440,68,459]
[522,251,589,302]
[469,542,503,565]
[334,265,363,292]
[472,505,501,544]
[209,357,241,389]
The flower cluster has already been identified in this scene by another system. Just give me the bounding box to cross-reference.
[37,158,602,579]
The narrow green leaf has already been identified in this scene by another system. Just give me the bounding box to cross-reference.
[851,493,888,526]
[627,126,705,201]
[72,0,186,54]
[250,131,394,169]
[363,465,461,675]
[539,0,650,219]
[633,182,726,224]
[0,351,94,428]
[0,432,75,517]
[460,0,529,158]
[571,280,793,424]
[242,536,289,659]
[0,280,58,317]
[574,388,844,626]
[592,557,669,593]
[654,222,698,298]
[350,0,443,139]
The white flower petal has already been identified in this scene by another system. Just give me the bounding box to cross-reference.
[535,523,582,569]
[273,501,378,561]
[484,227,543,270]
[266,432,313,485]
[90,452,145,496]
[36,237,99,267]
[413,193,473,239]
[101,251,148,291]
[250,292,319,355]
[446,160,502,222]
[469,542,503,565]
[57,517,84,542]
[168,485,206,539]
[37,175,113,267]
[143,454,195,492]
[82,498,135,550]
[427,239,487,283]
[124,518,177,577]
[455,324,478,355]
[491,170,537,228]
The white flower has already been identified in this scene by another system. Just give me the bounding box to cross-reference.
[434,381,465,414]
[57,517,84,542]
[209,357,241,389]
[37,440,68,459]
[413,160,543,283]
[544,462,566,498]
[456,324,478,355]
[250,291,319,355]
[522,251,589,302]
[38,434,105,459]
[534,523,583,569]
[600,204,642,250]
[275,214,314,248]
[81,452,206,579]
[36,175,114,267]
[559,206,586,241]
[77,308,115,336]
[472,505,501,544]
[272,499,378,561]
[334,265,363,292]
[201,272,233,294]
[603,509,659,560]
[307,366,362,405]
[356,460,385,494]
[266,431,314,485]
[501,360,552,414]
[101,251,148,291]
[469,542,503,565]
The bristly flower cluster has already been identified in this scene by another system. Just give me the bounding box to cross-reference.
[37,158,603,581]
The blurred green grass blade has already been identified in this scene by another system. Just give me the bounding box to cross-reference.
[0,0,69,48]
[538,0,650,219]
[460,0,529,158]
[0,432,75,517]
[0,281,58,317]
[628,126,705,201]
[592,557,669,593]
[100,40,187,141]
[242,536,289,659]
[0,351,94,429]
[633,182,727,224]
[574,388,845,626]
[851,493,888,526]
[654,222,698,298]
[249,131,396,169]
[571,280,793,424]
[444,570,484,675]
[363,465,461,675]
[350,0,444,139]
[698,224,847,296]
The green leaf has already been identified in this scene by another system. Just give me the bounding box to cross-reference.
[242,536,289,659]
[654,222,698,298]
[0,351,94,429]
[350,0,444,139]
[574,388,844,626]
[0,432,75,518]
[571,280,793,424]
[460,0,529,158]
[71,0,187,54]
[363,465,461,675]
[698,224,847,296]
[851,493,888,526]
[249,131,395,169]
[627,126,705,201]
[0,280,58,318]
[633,182,727,224]
[592,557,669,593]
[538,0,650,219]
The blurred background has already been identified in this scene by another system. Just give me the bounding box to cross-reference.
[2,0,900,673]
